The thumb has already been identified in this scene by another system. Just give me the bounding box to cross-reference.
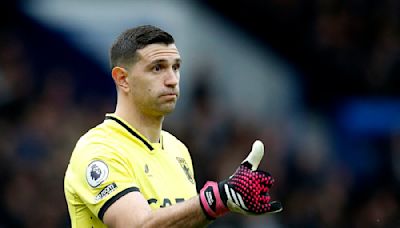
[241,140,264,171]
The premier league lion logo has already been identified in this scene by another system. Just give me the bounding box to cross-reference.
[90,164,102,181]
[86,160,109,188]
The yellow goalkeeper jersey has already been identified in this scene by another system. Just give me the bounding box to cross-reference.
[64,114,197,227]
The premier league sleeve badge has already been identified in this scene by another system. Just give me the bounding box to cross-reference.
[86,160,109,188]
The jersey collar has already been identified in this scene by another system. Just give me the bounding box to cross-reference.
[105,114,155,151]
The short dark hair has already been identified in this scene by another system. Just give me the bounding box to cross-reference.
[109,25,175,69]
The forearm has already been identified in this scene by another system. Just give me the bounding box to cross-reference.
[106,140,282,228]
[142,197,211,228]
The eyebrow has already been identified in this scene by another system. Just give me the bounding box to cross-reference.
[150,58,182,65]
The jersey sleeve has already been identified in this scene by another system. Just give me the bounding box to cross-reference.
[70,142,139,221]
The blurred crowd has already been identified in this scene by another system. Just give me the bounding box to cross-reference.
[1,1,400,227]
[203,0,400,107]
[0,28,112,227]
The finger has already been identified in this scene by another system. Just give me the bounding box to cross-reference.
[260,192,271,203]
[265,201,283,214]
[256,170,274,188]
[242,140,264,171]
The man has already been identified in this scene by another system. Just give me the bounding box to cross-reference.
[64,25,282,227]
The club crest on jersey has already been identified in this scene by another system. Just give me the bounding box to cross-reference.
[86,160,109,188]
[176,157,195,184]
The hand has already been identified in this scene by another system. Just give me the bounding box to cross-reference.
[199,140,283,219]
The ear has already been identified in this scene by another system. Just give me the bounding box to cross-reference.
[111,67,130,92]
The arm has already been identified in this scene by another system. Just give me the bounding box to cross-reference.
[103,191,210,228]
[104,140,282,227]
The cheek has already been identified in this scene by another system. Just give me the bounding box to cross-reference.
[131,79,151,93]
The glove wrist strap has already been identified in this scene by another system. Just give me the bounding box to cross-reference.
[199,181,229,219]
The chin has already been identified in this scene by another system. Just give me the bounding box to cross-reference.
[163,107,175,115]
[158,105,176,115]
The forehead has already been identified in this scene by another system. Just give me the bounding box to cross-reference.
[137,43,180,62]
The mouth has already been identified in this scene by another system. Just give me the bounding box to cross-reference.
[160,93,178,100]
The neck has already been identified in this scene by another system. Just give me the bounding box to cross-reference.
[114,101,163,144]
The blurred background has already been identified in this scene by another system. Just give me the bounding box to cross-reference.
[0,0,399,227]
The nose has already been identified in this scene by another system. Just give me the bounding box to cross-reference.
[165,68,179,87]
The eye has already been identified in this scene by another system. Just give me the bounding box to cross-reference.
[172,63,180,71]
[153,64,162,72]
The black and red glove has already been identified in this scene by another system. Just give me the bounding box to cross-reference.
[199,140,283,219]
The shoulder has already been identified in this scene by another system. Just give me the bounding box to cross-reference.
[66,130,131,189]
[161,130,187,149]
[161,130,192,160]
[74,119,134,155]
[70,122,128,168]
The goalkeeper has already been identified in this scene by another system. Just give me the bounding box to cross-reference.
[64,25,282,228]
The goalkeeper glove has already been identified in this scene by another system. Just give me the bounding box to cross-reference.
[199,140,283,219]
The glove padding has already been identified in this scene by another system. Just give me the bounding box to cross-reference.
[199,140,283,219]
